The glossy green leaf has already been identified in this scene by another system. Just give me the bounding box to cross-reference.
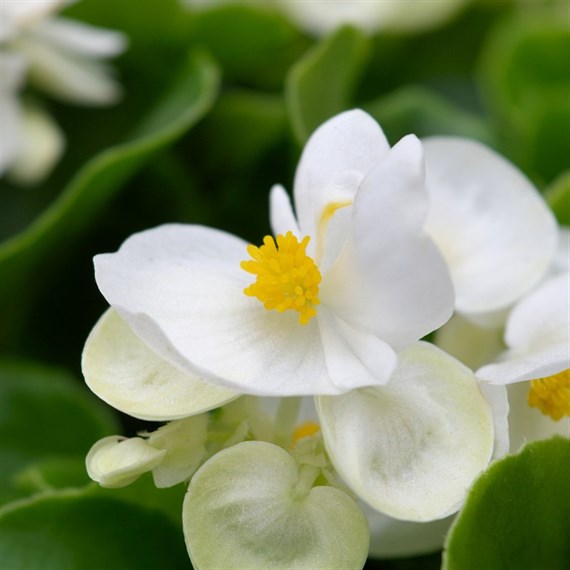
[545,170,570,225]
[0,51,219,303]
[443,437,570,570]
[0,489,189,570]
[286,26,369,144]
[0,360,118,505]
[364,86,495,146]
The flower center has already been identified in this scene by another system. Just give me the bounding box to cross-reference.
[291,421,321,447]
[527,369,569,421]
[241,232,321,325]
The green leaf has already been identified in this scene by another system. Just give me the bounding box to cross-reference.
[363,86,496,146]
[0,489,189,570]
[443,437,570,570]
[0,51,219,311]
[0,360,119,505]
[286,26,369,144]
[479,15,570,182]
[545,170,570,225]
[190,4,308,89]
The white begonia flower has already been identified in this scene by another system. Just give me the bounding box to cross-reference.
[0,52,25,175]
[94,109,454,397]
[423,137,558,319]
[316,342,494,522]
[437,269,569,451]
[0,0,126,181]
[182,0,469,35]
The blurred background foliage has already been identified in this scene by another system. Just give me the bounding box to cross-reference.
[1,1,568,568]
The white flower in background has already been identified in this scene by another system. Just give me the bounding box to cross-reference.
[0,0,126,183]
[93,109,454,397]
[182,0,470,35]
[422,137,558,322]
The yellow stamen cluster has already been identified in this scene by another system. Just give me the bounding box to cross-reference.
[241,232,321,325]
[527,369,570,421]
[291,421,321,447]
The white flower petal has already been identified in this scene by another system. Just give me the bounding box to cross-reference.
[506,381,570,452]
[0,0,64,39]
[364,503,453,558]
[82,308,238,421]
[477,273,569,384]
[86,435,166,489]
[293,109,390,241]
[316,342,494,522]
[95,224,336,396]
[478,383,510,460]
[423,137,558,315]
[0,94,21,176]
[0,52,26,175]
[16,33,122,105]
[148,415,209,488]
[551,226,570,275]
[183,441,369,570]
[268,184,300,237]
[7,102,64,185]
[322,135,454,347]
[318,308,397,390]
[32,17,127,57]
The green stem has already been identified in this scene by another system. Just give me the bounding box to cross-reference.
[294,464,320,499]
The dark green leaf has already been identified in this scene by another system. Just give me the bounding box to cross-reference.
[363,86,496,146]
[0,360,118,505]
[443,437,570,570]
[0,51,219,340]
[0,490,189,570]
[286,26,369,144]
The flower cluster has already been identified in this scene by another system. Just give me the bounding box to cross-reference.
[0,0,126,184]
[83,110,567,568]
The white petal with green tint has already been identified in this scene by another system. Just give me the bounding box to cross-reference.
[86,436,165,488]
[423,137,557,315]
[148,415,208,488]
[316,342,494,522]
[82,308,238,421]
[183,441,369,570]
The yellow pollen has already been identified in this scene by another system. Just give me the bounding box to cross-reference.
[241,232,322,325]
[291,421,321,447]
[527,369,570,421]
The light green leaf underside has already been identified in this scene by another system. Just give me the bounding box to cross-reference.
[0,360,118,506]
[0,50,220,299]
[286,25,369,144]
[443,437,570,570]
[183,441,369,570]
[0,489,189,570]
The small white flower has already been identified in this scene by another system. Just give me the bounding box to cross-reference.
[93,109,454,396]
[0,0,127,182]
[182,0,469,35]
